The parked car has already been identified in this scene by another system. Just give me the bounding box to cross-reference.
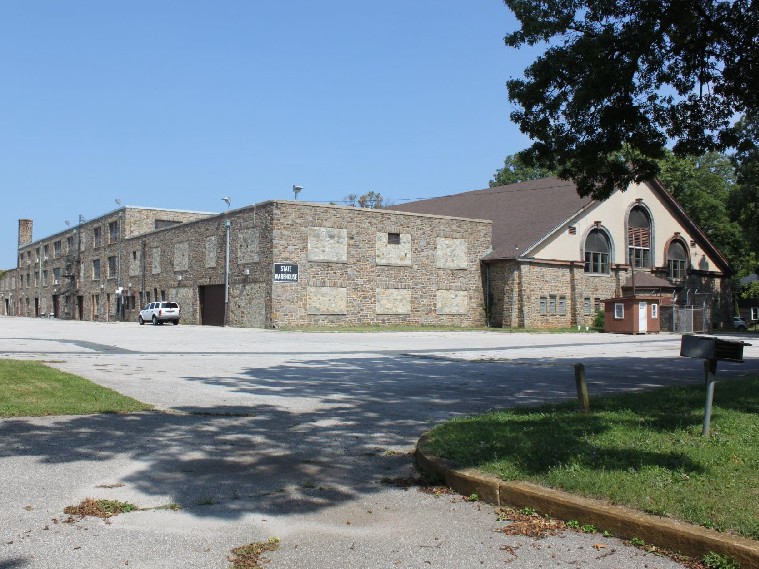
[733,316,748,331]
[139,301,181,325]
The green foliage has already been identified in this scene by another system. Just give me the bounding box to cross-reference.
[503,0,759,200]
[0,359,152,417]
[489,154,555,187]
[592,310,605,331]
[344,191,384,208]
[427,376,759,539]
[703,552,740,569]
[657,150,749,273]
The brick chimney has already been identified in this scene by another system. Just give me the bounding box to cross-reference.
[18,219,33,249]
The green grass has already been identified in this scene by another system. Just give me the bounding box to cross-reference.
[426,376,759,540]
[0,359,152,417]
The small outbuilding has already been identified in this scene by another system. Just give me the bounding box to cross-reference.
[604,296,661,334]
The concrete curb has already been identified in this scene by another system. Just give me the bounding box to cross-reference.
[416,431,759,568]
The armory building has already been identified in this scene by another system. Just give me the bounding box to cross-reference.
[0,177,732,330]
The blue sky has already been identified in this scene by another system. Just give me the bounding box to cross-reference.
[0,1,538,268]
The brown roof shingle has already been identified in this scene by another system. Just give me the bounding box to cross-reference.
[389,177,592,259]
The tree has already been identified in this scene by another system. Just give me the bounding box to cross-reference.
[504,0,759,200]
[344,191,384,208]
[489,154,555,187]
[657,151,749,273]
[728,113,759,267]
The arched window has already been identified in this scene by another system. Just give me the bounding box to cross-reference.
[667,239,688,280]
[584,228,611,273]
[628,206,651,268]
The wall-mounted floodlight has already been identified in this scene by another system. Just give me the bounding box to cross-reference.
[222,196,231,209]
[293,185,302,200]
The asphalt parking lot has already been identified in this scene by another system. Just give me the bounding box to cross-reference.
[2,317,757,568]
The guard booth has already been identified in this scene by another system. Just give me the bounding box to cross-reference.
[604,296,661,334]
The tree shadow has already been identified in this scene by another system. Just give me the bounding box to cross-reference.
[1,353,756,521]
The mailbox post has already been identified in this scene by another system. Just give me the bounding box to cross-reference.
[680,335,750,436]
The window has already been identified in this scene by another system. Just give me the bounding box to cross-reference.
[667,239,688,280]
[584,228,611,273]
[548,295,557,315]
[92,259,101,280]
[43,270,48,286]
[539,296,547,315]
[752,307,758,321]
[558,296,567,315]
[43,244,49,259]
[584,297,591,315]
[614,303,624,319]
[54,240,62,258]
[387,232,401,245]
[594,298,601,312]
[109,221,119,244]
[93,227,102,247]
[53,267,61,284]
[35,248,40,263]
[66,236,74,254]
[108,256,117,278]
[628,206,651,268]
[651,304,658,319]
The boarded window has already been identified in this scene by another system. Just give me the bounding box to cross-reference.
[387,232,401,245]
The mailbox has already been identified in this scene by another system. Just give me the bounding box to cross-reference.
[680,334,751,436]
[680,335,747,363]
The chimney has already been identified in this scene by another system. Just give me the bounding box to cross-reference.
[18,219,33,249]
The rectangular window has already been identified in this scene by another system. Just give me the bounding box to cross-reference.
[583,297,591,315]
[108,256,117,278]
[387,232,401,245]
[92,259,101,280]
[614,303,624,319]
[43,244,49,259]
[584,251,609,274]
[54,240,62,258]
[594,298,601,312]
[752,307,759,321]
[558,296,567,316]
[43,270,48,286]
[651,304,658,319]
[35,248,40,263]
[93,227,102,247]
[539,296,547,315]
[109,221,119,244]
[549,295,557,315]
[66,236,74,254]
[668,259,686,280]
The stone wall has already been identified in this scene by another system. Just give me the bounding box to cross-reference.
[269,202,492,328]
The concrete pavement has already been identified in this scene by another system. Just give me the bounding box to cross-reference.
[2,317,756,568]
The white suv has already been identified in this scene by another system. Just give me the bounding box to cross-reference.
[139,301,181,325]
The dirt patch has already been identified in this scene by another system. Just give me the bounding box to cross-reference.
[228,537,280,569]
[63,498,137,519]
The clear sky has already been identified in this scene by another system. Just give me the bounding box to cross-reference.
[0,1,538,269]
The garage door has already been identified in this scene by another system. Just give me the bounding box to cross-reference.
[199,285,225,326]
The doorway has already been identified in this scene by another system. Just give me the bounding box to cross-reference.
[199,285,225,326]
[638,302,648,333]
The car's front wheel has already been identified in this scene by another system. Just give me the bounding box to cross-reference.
[139,316,144,325]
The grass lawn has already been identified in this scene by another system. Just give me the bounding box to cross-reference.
[0,359,152,417]
[426,376,759,540]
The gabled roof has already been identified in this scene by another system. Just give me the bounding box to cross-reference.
[390,176,732,274]
[389,177,592,260]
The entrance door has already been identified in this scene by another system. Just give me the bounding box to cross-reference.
[199,285,225,326]
[638,302,648,333]
[77,296,84,320]
[34,298,39,317]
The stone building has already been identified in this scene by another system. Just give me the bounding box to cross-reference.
[392,177,732,329]
[1,201,492,328]
[1,177,731,330]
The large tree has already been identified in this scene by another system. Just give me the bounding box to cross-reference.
[489,154,555,187]
[505,0,759,200]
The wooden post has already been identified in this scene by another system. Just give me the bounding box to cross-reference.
[574,363,590,413]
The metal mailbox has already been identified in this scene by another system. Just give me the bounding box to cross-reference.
[680,334,751,436]
[680,335,747,363]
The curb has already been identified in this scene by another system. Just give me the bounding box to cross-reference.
[416,431,759,568]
